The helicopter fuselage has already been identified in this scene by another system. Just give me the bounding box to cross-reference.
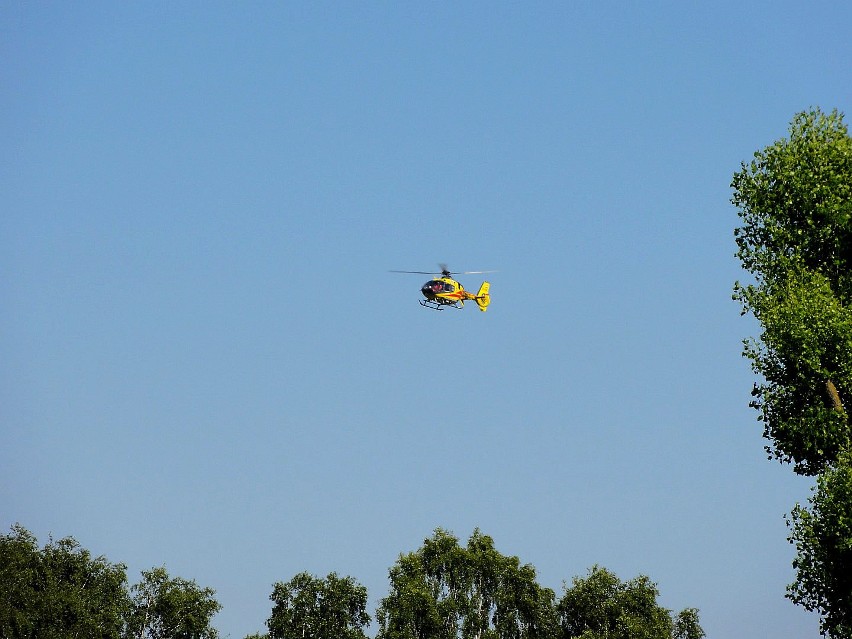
[420,277,469,308]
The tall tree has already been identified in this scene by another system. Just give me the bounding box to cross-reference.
[376,528,557,639]
[125,567,221,639]
[0,524,129,639]
[265,572,370,639]
[556,565,700,639]
[732,107,852,475]
[733,107,852,637]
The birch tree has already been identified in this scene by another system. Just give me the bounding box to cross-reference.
[125,567,221,639]
[265,572,369,639]
[376,528,556,639]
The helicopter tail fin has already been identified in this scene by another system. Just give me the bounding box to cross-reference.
[475,282,491,312]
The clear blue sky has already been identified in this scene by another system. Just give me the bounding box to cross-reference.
[2,2,850,637]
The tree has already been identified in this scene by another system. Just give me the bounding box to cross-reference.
[265,572,370,639]
[0,523,129,639]
[556,565,700,639]
[733,107,852,636]
[732,107,852,475]
[672,608,704,639]
[376,528,557,639]
[787,449,852,638]
[125,567,221,639]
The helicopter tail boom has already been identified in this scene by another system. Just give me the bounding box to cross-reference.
[474,282,491,312]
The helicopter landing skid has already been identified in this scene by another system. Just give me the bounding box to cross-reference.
[419,300,461,311]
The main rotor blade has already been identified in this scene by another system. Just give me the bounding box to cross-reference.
[439,263,497,276]
[389,268,498,275]
[389,270,438,275]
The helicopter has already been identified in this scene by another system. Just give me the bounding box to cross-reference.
[390,264,493,311]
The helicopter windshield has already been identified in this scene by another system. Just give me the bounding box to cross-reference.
[423,280,453,293]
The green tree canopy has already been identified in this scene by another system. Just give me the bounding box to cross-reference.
[733,107,852,637]
[733,108,852,296]
[556,565,701,639]
[0,523,129,639]
[733,107,852,475]
[265,572,370,639]
[124,566,222,639]
[672,608,704,639]
[376,528,557,639]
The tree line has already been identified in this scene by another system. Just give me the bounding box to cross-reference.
[1,524,704,639]
[732,107,852,638]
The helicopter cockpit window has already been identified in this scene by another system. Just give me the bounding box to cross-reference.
[425,280,443,291]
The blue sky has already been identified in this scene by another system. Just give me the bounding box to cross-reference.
[2,2,850,637]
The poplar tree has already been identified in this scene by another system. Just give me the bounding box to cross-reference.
[733,107,852,637]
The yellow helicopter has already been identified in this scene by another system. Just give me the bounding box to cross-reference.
[391,264,493,311]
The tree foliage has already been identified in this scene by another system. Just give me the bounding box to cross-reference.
[732,107,852,475]
[0,523,129,639]
[376,528,557,639]
[739,263,852,474]
[672,608,705,639]
[265,572,370,639]
[1,524,703,639]
[556,565,701,639]
[733,107,852,637]
[125,566,222,639]
[0,525,221,639]
[787,449,852,638]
